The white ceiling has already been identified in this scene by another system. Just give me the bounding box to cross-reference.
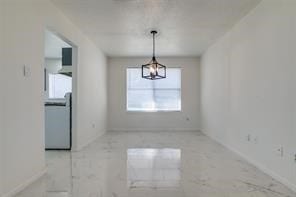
[51,0,261,57]
[45,30,71,58]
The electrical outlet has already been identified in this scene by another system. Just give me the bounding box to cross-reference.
[276,146,284,157]
[253,137,258,144]
[247,134,251,142]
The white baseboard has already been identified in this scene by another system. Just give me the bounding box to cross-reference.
[108,128,201,132]
[2,168,47,197]
[201,129,296,193]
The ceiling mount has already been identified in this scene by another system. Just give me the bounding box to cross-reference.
[151,30,157,34]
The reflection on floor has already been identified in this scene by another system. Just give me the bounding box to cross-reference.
[127,149,181,189]
[16,131,295,197]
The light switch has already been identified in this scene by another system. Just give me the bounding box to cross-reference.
[23,65,31,77]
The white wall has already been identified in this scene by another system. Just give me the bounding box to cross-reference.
[75,43,107,150]
[108,57,200,131]
[201,0,296,191]
[0,0,4,195]
[1,0,107,196]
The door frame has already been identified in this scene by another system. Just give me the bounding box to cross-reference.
[44,27,78,151]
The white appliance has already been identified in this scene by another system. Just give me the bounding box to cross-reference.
[45,93,71,150]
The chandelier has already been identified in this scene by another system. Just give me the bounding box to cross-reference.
[142,30,166,80]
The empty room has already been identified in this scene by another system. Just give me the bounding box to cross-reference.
[0,0,296,197]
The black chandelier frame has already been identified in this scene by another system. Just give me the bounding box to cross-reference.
[142,30,166,80]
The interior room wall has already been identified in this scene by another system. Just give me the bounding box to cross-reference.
[201,0,296,191]
[75,43,107,150]
[108,57,200,131]
[0,0,4,195]
[1,0,107,196]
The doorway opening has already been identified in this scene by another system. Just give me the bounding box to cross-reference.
[43,29,76,151]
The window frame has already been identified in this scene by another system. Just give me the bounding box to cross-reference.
[126,67,182,113]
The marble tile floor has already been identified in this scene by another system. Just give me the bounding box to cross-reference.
[15,131,296,197]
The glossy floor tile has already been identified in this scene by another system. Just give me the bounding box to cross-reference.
[15,131,296,197]
[127,148,181,189]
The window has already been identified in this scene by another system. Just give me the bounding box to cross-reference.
[127,68,181,112]
[48,73,72,99]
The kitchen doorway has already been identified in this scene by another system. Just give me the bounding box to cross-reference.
[43,29,77,150]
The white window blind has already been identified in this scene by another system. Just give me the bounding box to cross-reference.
[127,68,181,112]
[48,73,72,99]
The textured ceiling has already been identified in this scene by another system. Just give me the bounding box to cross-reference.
[51,0,261,57]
